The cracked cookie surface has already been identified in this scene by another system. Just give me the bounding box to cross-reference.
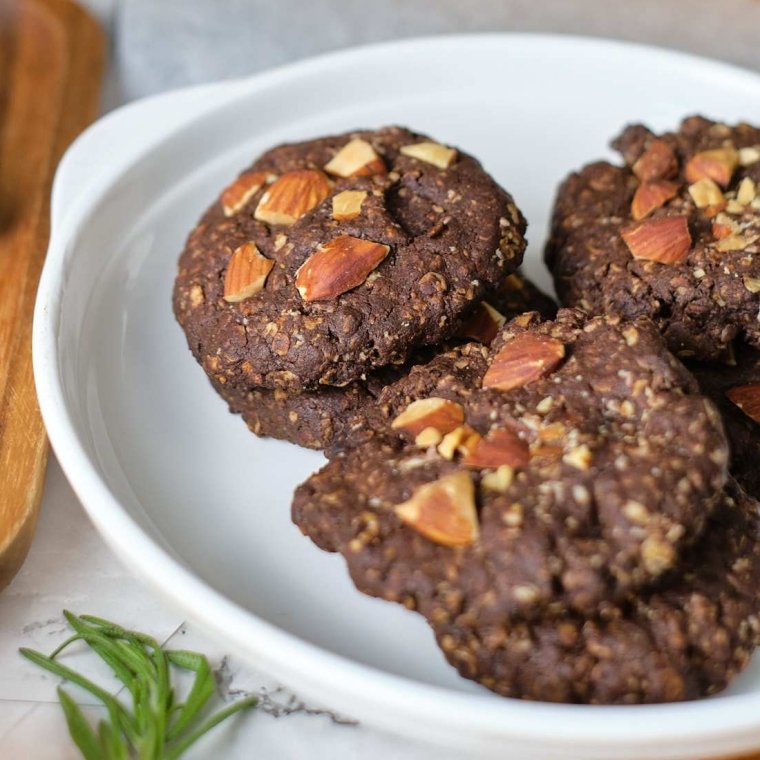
[174,126,526,393]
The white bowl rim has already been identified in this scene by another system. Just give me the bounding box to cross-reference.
[33,32,760,753]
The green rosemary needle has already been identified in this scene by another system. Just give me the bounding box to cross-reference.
[19,611,257,760]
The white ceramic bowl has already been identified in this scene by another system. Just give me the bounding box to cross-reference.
[34,34,760,759]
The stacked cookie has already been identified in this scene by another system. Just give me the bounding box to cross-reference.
[174,120,760,705]
[174,127,532,450]
[546,116,760,500]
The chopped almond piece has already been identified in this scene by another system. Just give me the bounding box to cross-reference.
[621,216,691,265]
[457,301,506,344]
[726,384,760,423]
[684,146,738,188]
[631,180,678,220]
[332,190,367,220]
[688,178,724,209]
[483,333,565,392]
[223,242,274,302]
[737,177,758,206]
[462,428,530,469]
[295,235,389,301]
[400,141,457,169]
[221,171,272,216]
[324,139,386,177]
[394,471,478,546]
[254,169,331,226]
[391,397,465,438]
[632,139,678,181]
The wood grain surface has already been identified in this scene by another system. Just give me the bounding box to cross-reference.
[0,0,103,589]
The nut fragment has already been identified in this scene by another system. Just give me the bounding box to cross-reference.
[462,428,530,470]
[391,397,465,438]
[621,216,691,265]
[415,427,443,448]
[480,465,514,493]
[743,276,760,293]
[295,235,389,301]
[324,138,386,177]
[394,471,478,546]
[254,169,331,226]
[400,141,457,169]
[221,171,272,216]
[739,146,760,167]
[727,384,760,423]
[563,444,593,471]
[437,425,481,460]
[688,178,724,209]
[632,139,678,181]
[717,235,753,252]
[223,242,274,302]
[631,180,678,220]
[457,301,506,344]
[712,213,739,240]
[483,333,565,391]
[737,177,758,206]
[332,190,367,221]
[684,146,738,188]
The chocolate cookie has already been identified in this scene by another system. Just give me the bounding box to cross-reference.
[688,346,760,499]
[434,482,760,703]
[293,309,729,624]
[174,126,527,394]
[210,273,556,450]
[545,116,760,360]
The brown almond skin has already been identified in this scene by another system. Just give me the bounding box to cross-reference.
[255,169,332,226]
[482,332,565,391]
[462,428,530,469]
[295,236,390,302]
[726,383,760,423]
[221,171,271,216]
[684,147,738,188]
[621,216,692,265]
[632,139,678,181]
[631,180,679,220]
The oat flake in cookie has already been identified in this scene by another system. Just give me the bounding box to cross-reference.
[207,272,556,451]
[293,309,729,626]
[545,116,760,360]
[173,126,526,393]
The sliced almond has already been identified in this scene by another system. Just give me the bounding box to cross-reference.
[394,471,478,547]
[332,190,367,221]
[400,141,457,169]
[632,139,678,182]
[462,428,530,470]
[688,177,724,209]
[324,138,386,177]
[726,384,760,423]
[483,333,565,392]
[391,397,465,438]
[295,235,389,302]
[457,301,506,344]
[223,242,274,302]
[221,171,272,216]
[684,146,738,188]
[254,169,331,226]
[621,216,691,265]
[631,180,678,220]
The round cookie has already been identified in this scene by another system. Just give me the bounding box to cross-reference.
[434,481,760,704]
[293,309,729,623]
[174,126,527,393]
[208,272,556,451]
[545,116,760,360]
[688,347,760,500]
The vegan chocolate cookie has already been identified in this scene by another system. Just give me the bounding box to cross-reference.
[293,309,729,625]
[434,481,760,703]
[546,116,760,360]
[209,272,556,450]
[174,126,526,394]
[689,347,760,500]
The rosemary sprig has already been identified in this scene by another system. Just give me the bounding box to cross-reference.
[20,611,256,759]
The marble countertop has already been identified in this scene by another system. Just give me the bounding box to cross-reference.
[5,1,760,756]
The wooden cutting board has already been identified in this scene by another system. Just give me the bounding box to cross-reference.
[0,0,104,589]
